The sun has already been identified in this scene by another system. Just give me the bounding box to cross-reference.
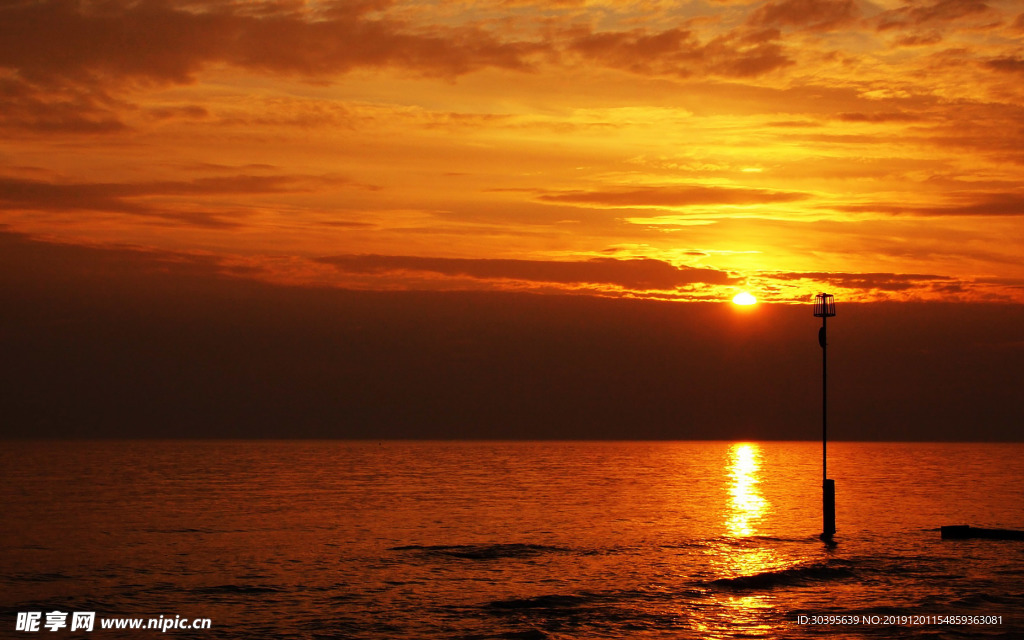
[732,292,757,306]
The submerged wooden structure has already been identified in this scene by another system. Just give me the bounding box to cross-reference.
[940,525,1024,541]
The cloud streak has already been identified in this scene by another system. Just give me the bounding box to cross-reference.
[0,173,373,227]
[770,270,957,292]
[834,192,1024,217]
[0,0,803,99]
[537,185,808,209]
[564,25,793,78]
[876,0,993,31]
[318,254,738,291]
[0,0,542,86]
[749,0,860,32]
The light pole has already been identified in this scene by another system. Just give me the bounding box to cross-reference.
[814,293,836,540]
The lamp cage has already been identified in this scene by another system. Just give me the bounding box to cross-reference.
[813,293,836,317]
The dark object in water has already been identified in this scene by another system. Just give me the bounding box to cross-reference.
[941,525,1024,540]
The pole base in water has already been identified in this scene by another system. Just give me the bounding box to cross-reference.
[822,478,836,538]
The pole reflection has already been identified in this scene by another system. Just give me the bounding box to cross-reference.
[726,443,766,537]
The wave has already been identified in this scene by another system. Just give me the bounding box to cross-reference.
[719,534,810,544]
[481,588,714,637]
[485,588,700,610]
[486,594,596,610]
[706,561,855,590]
[390,543,567,560]
[948,592,1022,607]
[6,571,73,583]
[455,629,558,640]
[495,631,556,640]
[145,526,249,534]
[192,584,285,595]
[660,534,820,552]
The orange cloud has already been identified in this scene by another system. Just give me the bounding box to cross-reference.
[565,25,792,78]
[894,31,943,47]
[0,173,374,227]
[769,270,958,292]
[0,0,542,86]
[836,111,924,123]
[834,192,1024,217]
[0,76,129,133]
[985,57,1024,74]
[537,185,808,208]
[318,254,739,290]
[876,0,992,31]
[749,0,860,31]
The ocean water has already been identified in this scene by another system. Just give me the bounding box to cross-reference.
[3,440,1023,639]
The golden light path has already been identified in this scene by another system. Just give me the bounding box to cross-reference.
[726,443,767,537]
[690,443,778,638]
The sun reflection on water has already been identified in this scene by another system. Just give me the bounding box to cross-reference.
[710,443,783,584]
[693,443,781,638]
[726,443,766,537]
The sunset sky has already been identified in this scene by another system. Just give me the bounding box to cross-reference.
[2,0,1023,440]
[3,0,1024,302]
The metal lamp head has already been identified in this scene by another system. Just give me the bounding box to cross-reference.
[813,293,836,317]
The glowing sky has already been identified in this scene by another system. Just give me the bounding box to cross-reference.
[3,0,1024,302]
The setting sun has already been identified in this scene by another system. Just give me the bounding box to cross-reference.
[732,292,757,306]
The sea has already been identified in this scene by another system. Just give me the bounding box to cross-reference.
[3,441,1023,639]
